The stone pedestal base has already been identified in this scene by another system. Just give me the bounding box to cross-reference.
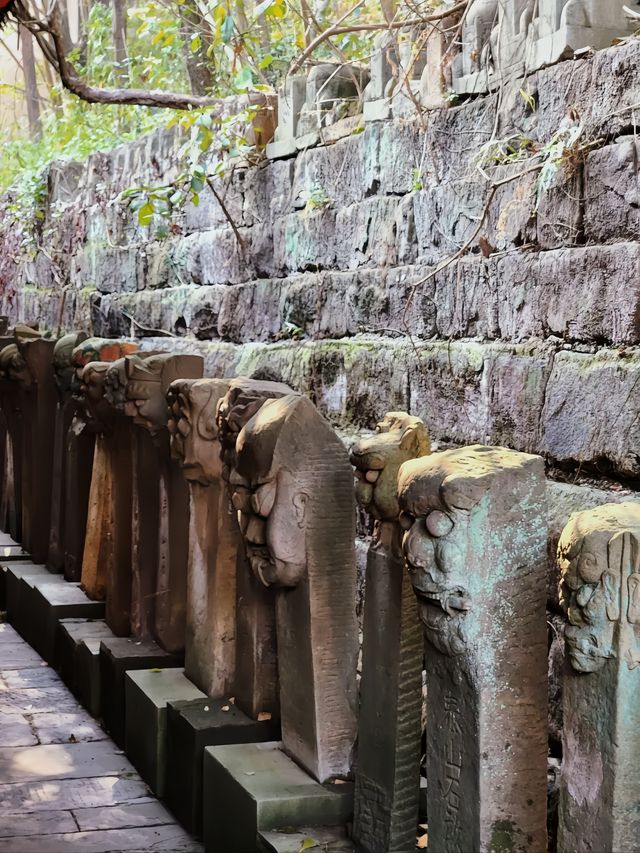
[0,547,32,609]
[363,99,392,123]
[77,636,119,718]
[258,827,354,852]
[57,618,115,696]
[29,580,105,664]
[165,697,280,836]
[99,637,182,748]
[202,742,353,853]
[124,668,205,797]
[5,563,51,639]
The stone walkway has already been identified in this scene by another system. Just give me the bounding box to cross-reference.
[0,620,203,852]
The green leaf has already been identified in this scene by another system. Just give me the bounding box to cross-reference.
[299,839,317,851]
[190,34,202,53]
[221,14,234,43]
[138,201,155,226]
[258,54,273,69]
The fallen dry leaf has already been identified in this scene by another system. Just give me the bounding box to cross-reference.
[299,839,317,851]
[221,705,230,712]
[257,711,271,721]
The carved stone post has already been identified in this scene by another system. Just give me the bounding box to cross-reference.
[557,503,640,852]
[216,377,294,720]
[0,339,24,540]
[11,332,58,564]
[398,445,548,853]
[76,340,139,625]
[167,377,238,696]
[350,413,430,853]
[120,353,203,653]
[234,394,358,781]
[48,332,88,572]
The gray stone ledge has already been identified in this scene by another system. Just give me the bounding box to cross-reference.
[86,242,640,346]
[132,335,640,477]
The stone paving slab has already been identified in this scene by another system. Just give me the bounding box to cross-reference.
[0,621,203,852]
[0,810,78,838]
[0,777,154,813]
[0,686,85,714]
[0,824,202,852]
[73,801,177,831]
[29,711,108,745]
[0,666,64,690]
[0,712,38,747]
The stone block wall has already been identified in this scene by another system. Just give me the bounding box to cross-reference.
[1,40,640,484]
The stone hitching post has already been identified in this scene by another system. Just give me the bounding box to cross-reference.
[216,377,295,721]
[234,393,358,781]
[557,503,640,852]
[48,331,88,572]
[67,338,139,585]
[398,445,548,853]
[0,338,26,541]
[3,329,58,563]
[350,412,430,853]
[76,342,139,626]
[120,352,203,653]
[166,377,236,697]
[203,394,357,852]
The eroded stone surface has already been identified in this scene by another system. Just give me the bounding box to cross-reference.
[350,413,429,853]
[234,394,358,782]
[558,503,640,851]
[398,445,548,853]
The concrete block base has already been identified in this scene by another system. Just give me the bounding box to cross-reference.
[202,742,353,853]
[165,696,280,836]
[4,563,50,639]
[31,581,105,664]
[258,827,354,852]
[76,638,107,718]
[124,668,205,797]
[57,618,114,696]
[0,548,32,609]
[99,637,182,748]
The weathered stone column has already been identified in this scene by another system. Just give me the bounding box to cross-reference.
[350,413,430,853]
[167,377,238,696]
[76,339,139,621]
[121,353,203,653]
[235,393,358,781]
[0,338,24,541]
[398,445,548,853]
[557,502,640,853]
[216,377,294,720]
[48,332,88,572]
[10,330,58,563]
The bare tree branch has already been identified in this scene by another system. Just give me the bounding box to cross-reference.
[289,0,468,75]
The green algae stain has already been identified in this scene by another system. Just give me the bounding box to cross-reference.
[491,820,515,853]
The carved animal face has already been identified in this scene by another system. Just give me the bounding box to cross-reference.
[0,344,30,386]
[104,360,128,412]
[233,394,311,589]
[558,504,640,673]
[53,333,88,397]
[167,379,225,485]
[399,497,472,656]
[232,466,308,589]
[124,355,168,434]
[79,363,112,428]
[350,412,429,521]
